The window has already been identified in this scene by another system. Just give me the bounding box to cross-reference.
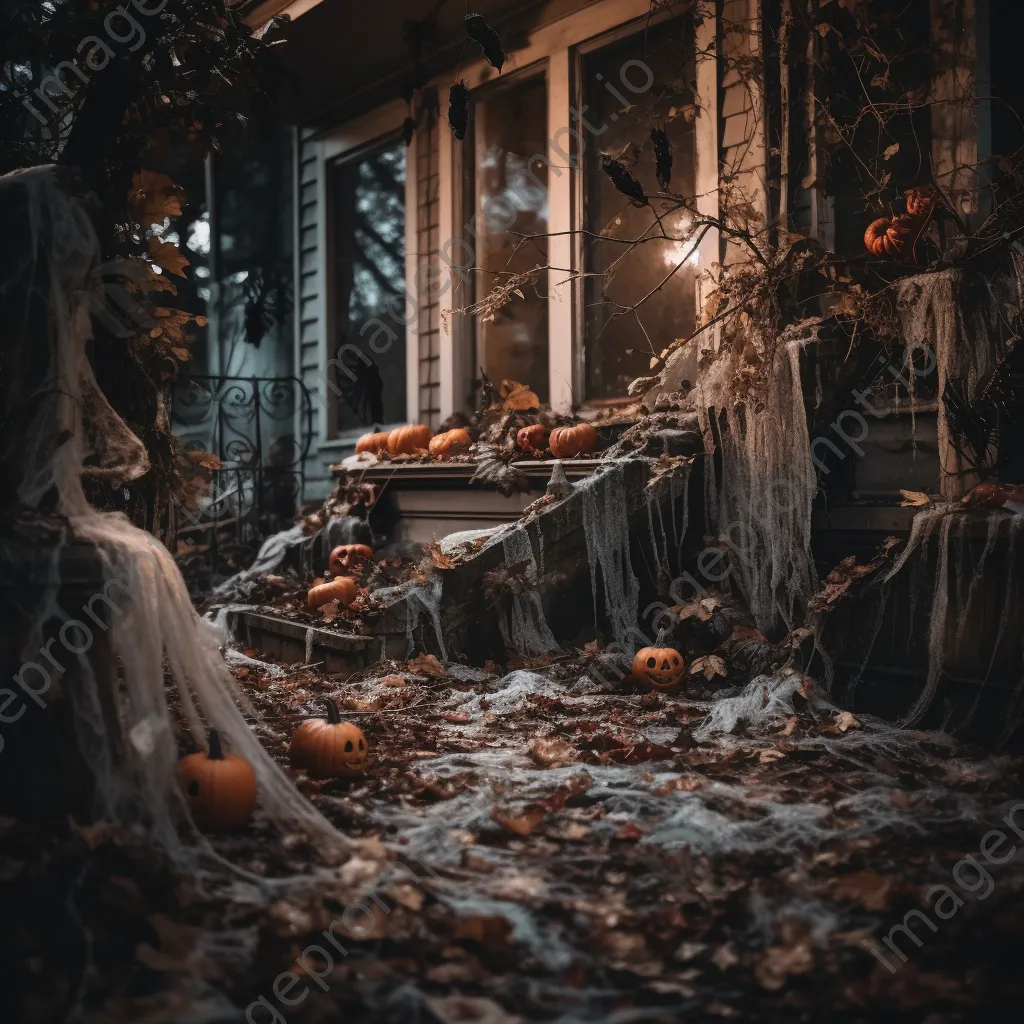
[310,0,715,443]
[580,20,697,402]
[329,139,407,434]
[466,73,550,402]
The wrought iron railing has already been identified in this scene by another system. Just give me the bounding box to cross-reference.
[170,374,314,574]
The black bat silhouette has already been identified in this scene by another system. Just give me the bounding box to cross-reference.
[651,127,672,190]
[448,81,469,140]
[334,343,384,426]
[601,155,648,207]
[464,13,505,72]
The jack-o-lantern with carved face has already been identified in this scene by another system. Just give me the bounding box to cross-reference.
[631,646,685,692]
[290,699,369,779]
[329,543,373,575]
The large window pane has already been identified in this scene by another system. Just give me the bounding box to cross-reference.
[582,21,696,402]
[331,140,407,433]
[469,75,549,402]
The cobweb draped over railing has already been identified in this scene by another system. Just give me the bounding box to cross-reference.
[694,333,818,634]
[498,526,557,657]
[6,166,349,860]
[878,505,1023,731]
[580,463,641,646]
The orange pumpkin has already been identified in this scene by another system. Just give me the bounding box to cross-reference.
[289,699,369,779]
[905,187,935,219]
[516,424,548,452]
[387,424,433,456]
[631,646,686,693]
[961,482,1024,509]
[428,428,472,457]
[329,544,374,575]
[549,423,599,458]
[307,576,358,609]
[864,214,915,258]
[355,431,391,455]
[178,729,257,832]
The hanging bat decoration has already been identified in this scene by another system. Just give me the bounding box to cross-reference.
[243,269,293,347]
[448,81,470,140]
[401,115,418,147]
[651,127,672,190]
[601,155,648,207]
[334,341,385,426]
[464,13,505,72]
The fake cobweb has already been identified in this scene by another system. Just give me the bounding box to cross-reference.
[497,526,558,657]
[367,667,996,879]
[874,504,1024,730]
[579,463,641,644]
[6,167,349,859]
[693,332,818,633]
[372,576,447,659]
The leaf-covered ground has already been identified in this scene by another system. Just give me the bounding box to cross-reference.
[3,651,1023,1023]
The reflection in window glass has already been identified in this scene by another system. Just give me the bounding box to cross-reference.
[582,21,696,401]
[332,141,407,433]
[470,75,549,402]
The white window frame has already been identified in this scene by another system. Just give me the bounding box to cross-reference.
[310,0,720,435]
[308,97,419,452]
[432,0,720,415]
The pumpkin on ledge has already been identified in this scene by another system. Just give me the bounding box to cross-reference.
[516,424,548,453]
[549,422,599,458]
[355,430,390,455]
[307,575,358,609]
[388,424,433,456]
[289,699,369,779]
[429,427,473,457]
[178,729,257,832]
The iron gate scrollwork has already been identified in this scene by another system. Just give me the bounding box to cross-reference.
[170,375,314,573]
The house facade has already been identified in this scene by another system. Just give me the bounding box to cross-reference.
[225,0,1004,504]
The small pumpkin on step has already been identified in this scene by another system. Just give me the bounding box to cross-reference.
[289,699,369,779]
[329,544,373,575]
[307,575,358,609]
[178,729,257,832]
[631,633,686,693]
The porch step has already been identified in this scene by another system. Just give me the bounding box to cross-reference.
[224,606,379,674]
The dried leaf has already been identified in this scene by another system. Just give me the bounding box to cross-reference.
[147,237,190,277]
[900,489,930,507]
[500,380,541,410]
[690,655,727,680]
[883,142,900,161]
[833,710,861,732]
[407,653,445,679]
[490,804,545,836]
[428,542,456,569]
[129,170,184,223]
[185,450,221,470]
[833,870,893,911]
[755,942,813,990]
[529,735,578,767]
